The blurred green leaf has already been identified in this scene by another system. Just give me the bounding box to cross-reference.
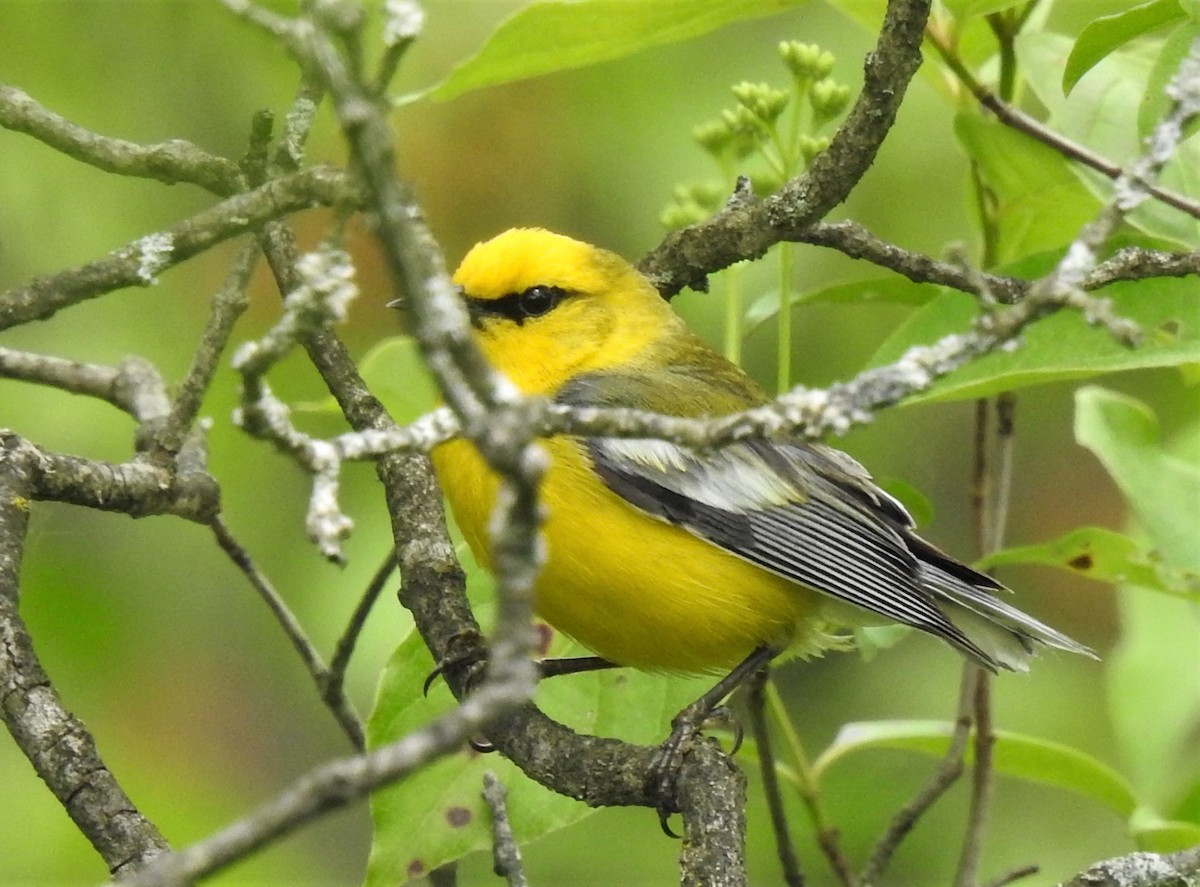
[818,0,885,32]
[743,277,944,335]
[941,0,1026,18]
[360,336,440,423]
[1063,0,1186,94]
[429,0,807,101]
[366,575,713,883]
[868,275,1200,404]
[811,719,1139,817]
[978,526,1200,601]
[1138,21,1200,137]
[1075,388,1200,809]
[1129,809,1200,852]
[1075,387,1200,572]
[954,112,1103,264]
[1018,30,1200,246]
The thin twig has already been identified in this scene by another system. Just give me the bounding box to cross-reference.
[971,398,990,558]
[988,393,1017,555]
[0,165,357,331]
[0,83,243,195]
[955,671,995,887]
[323,550,396,709]
[747,669,805,887]
[158,239,259,454]
[982,863,1039,887]
[924,30,1200,221]
[209,515,366,750]
[482,772,529,887]
[765,682,855,886]
[862,665,977,885]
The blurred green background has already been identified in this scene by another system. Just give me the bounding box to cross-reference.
[0,0,1179,884]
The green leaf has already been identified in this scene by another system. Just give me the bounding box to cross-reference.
[818,0,886,32]
[867,274,1200,404]
[1018,30,1200,246]
[954,112,1104,265]
[1131,815,1200,853]
[1074,387,1200,573]
[360,335,440,423]
[428,0,807,102]
[1075,388,1200,809]
[1138,21,1200,138]
[941,0,1026,18]
[1064,0,1186,94]
[366,594,713,883]
[811,719,1139,817]
[743,276,944,333]
[977,526,1200,601]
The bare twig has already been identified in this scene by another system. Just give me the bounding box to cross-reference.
[924,32,1200,221]
[324,551,395,708]
[764,682,854,886]
[0,165,357,331]
[954,671,995,887]
[982,863,1039,887]
[746,670,805,887]
[157,239,259,454]
[0,83,243,195]
[209,516,366,750]
[0,432,219,521]
[482,772,529,887]
[863,666,977,885]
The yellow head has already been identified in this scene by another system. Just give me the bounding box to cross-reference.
[451,228,682,395]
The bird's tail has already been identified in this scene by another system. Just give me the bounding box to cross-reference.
[920,563,1096,672]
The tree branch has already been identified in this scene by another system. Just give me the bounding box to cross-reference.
[0,165,357,330]
[0,437,169,875]
[637,0,933,296]
[0,83,244,196]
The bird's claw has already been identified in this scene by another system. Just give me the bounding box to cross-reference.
[646,704,744,838]
[422,629,488,696]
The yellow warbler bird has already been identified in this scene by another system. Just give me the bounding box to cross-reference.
[431,228,1089,681]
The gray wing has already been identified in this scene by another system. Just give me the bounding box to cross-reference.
[584,433,994,663]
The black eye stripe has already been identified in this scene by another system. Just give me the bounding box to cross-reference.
[467,285,569,325]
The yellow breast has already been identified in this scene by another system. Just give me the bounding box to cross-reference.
[432,435,824,673]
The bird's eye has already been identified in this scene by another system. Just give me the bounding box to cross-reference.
[518,285,565,318]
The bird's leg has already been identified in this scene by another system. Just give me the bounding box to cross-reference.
[423,649,620,753]
[426,643,619,697]
[538,655,619,678]
[648,644,783,837]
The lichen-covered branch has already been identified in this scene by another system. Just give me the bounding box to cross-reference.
[637,0,933,297]
[0,437,169,876]
[0,84,243,196]
[0,165,357,330]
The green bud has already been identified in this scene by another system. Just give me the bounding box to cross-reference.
[731,81,790,125]
[778,41,834,81]
[798,134,830,164]
[810,78,852,123]
[749,169,784,196]
[679,182,725,211]
[692,119,733,156]
[721,105,769,139]
[660,199,709,230]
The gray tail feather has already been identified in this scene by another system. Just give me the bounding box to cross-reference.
[920,564,1096,672]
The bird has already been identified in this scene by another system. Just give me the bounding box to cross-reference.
[430,227,1090,687]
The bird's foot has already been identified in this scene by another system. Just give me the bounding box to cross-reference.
[646,703,742,838]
